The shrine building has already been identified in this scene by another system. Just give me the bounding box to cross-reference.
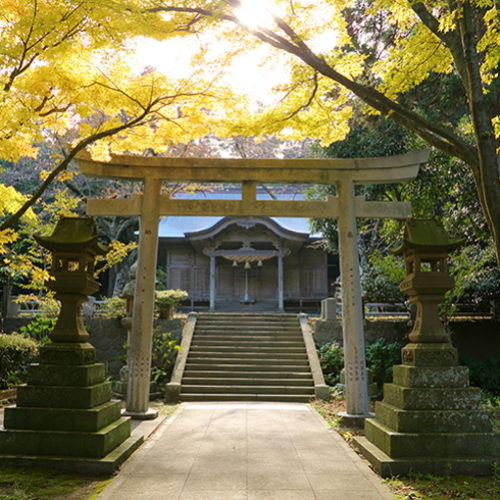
[157,214,337,312]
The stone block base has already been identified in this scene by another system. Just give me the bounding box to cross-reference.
[17,381,112,409]
[1,343,135,465]
[354,436,498,477]
[365,418,499,458]
[0,417,131,458]
[375,401,492,433]
[0,434,143,475]
[4,401,122,432]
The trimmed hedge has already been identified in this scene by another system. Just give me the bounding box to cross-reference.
[0,334,39,389]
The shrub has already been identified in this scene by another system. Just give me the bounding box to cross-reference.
[365,338,402,390]
[461,357,500,396]
[155,289,188,308]
[150,329,180,390]
[318,338,402,390]
[0,334,39,389]
[318,342,344,386]
[19,316,56,345]
[155,289,188,319]
[97,297,127,319]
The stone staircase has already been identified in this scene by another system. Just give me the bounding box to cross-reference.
[178,313,316,402]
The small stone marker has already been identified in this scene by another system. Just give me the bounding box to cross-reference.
[321,297,337,321]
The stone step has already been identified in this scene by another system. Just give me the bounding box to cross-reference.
[180,393,312,403]
[187,353,309,366]
[176,313,313,404]
[193,335,302,341]
[196,318,299,328]
[196,324,299,329]
[191,335,304,349]
[194,327,300,334]
[183,377,314,387]
[189,347,306,355]
[197,313,296,319]
[364,418,500,459]
[185,362,310,371]
[182,385,315,395]
[374,401,493,433]
[182,370,312,379]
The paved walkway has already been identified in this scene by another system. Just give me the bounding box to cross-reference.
[98,402,395,500]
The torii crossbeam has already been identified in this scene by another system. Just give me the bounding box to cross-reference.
[77,150,429,420]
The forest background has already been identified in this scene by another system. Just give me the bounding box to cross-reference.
[0,0,499,318]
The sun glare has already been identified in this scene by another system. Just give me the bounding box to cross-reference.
[235,0,277,30]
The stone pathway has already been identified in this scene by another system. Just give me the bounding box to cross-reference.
[98,402,395,500]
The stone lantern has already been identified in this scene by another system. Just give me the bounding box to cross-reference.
[355,218,499,477]
[34,216,107,343]
[0,217,140,473]
[392,218,463,344]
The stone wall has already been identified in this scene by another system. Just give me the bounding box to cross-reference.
[313,318,500,362]
[2,317,184,377]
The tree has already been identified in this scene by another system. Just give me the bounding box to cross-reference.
[149,1,500,263]
[0,0,239,235]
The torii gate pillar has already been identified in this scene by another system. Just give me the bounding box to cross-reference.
[124,178,160,419]
[337,179,369,417]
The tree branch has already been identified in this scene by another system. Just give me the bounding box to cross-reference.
[0,107,154,231]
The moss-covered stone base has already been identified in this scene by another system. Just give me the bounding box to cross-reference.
[0,434,143,475]
[356,342,500,476]
[354,436,496,477]
[0,343,133,464]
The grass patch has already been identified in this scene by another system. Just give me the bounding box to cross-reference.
[312,398,500,500]
[0,467,107,500]
[384,473,500,499]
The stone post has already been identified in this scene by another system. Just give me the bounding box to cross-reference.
[321,298,337,321]
[277,254,284,312]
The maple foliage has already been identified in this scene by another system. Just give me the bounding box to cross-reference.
[145,0,500,262]
[0,0,241,233]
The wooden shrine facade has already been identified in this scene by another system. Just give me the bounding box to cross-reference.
[158,216,332,312]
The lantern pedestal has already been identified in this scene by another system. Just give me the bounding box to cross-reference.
[355,341,498,476]
[0,342,143,474]
[355,219,499,476]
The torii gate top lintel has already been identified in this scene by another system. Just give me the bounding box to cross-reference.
[77,150,429,185]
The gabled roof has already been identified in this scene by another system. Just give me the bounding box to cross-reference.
[185,216,309,242]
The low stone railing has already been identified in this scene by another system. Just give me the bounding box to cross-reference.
[298,313,330,401]
[165,311,197,403]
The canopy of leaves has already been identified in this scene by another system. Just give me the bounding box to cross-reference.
[143,0,500,264]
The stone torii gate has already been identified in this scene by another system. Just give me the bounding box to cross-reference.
[77,150,428,421]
